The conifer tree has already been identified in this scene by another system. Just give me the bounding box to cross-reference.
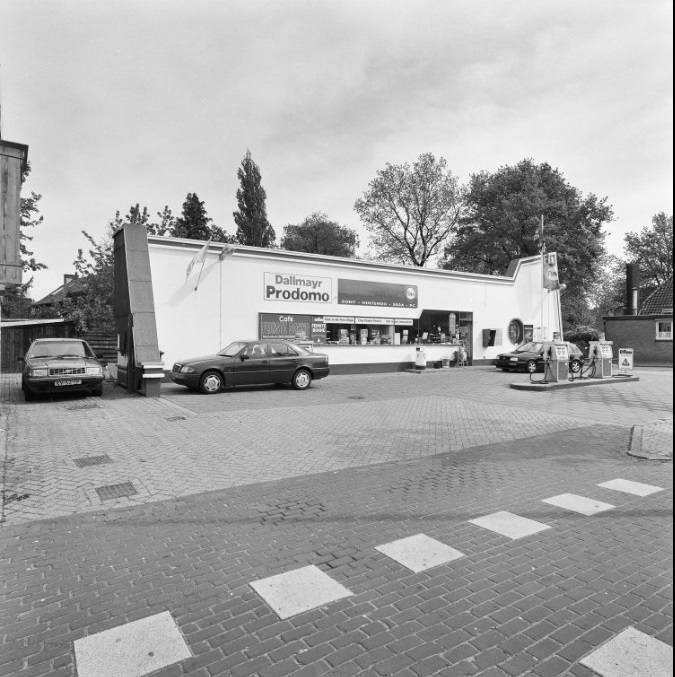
[233,150,275,247]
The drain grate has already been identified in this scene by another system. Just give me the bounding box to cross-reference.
[66,402,100,411]
[95,482,137,501]
[74,455,113,468]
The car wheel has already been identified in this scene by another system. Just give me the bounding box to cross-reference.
[23,388,35,402]
[199,371,223,394]
[292,369,312,390]
[525,360,538,374]
[570,359,583,375]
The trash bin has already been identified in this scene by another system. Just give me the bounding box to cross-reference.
[415,347,427,369]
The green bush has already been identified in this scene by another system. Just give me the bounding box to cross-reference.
[563,325,601,343]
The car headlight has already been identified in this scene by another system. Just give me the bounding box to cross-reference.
[509,357,518,362]
[86,366,103,375]
[180,365,196,374]
[29,368,48,377]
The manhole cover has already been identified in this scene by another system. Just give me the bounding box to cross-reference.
[74,455,113,468]
[348,396,365,400]
[66,403,100,411]
[95,482,137,501]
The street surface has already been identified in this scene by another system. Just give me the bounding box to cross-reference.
[0,366,672,676]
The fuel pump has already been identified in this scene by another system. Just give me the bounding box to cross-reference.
[588,340,613,379]
[547,341,570,382]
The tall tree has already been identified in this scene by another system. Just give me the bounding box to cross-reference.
[172,193,213,240]
[441,159,613,327]
[281,212,359,258]
[624,212,673,292]
[354,153,463,267]
[233,150,275,247]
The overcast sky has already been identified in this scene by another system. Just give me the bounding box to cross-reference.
[1,0,672,300]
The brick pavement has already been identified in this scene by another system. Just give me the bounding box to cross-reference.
[0,424,672,677]
[0,366,672,676]
[0,367,672,526]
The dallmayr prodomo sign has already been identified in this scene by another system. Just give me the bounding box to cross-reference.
[264,272,332,303]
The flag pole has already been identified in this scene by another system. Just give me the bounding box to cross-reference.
[540,215,545,341]
[194,241,210,291]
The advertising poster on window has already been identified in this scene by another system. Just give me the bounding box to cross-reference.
[338,279,418,308]
[260,314,327,344]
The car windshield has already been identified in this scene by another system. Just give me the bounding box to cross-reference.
[515,342,543,353]
[27,341,91,359]
[218,341,247,357]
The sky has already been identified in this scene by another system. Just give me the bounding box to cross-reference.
[1,0,672,301]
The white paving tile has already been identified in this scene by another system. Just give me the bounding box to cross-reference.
[542,493,615,516]
[73,611,191,677]
[375,534,465,573]
[468,511,551,540]
[250,565,353,619]
[580,627,673,677]
[598,479,665,497]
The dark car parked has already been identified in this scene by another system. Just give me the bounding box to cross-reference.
[20,338,105,401]
[493,341,584,375]
[170,340,330,394]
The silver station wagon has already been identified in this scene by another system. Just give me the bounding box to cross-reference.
[20,338,105,401]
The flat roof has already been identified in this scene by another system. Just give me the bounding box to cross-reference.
[147,235,541,286]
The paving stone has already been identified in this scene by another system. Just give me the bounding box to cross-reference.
[580,626,673,676]
[598,478,665,497]
[542,493,615,516]
[250,566,353,619]
[468,511,552,540]
[72,611,191,677]
[375,534,465,573]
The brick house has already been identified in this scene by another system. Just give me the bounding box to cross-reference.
[603,276,673,365]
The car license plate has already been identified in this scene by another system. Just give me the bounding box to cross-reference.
[55,379,82,386]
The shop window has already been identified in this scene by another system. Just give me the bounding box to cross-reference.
[508,319,524,344]
[656,320,673,341]
[483,328,503,347]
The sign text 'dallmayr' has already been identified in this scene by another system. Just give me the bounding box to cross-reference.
[264,273,332,303]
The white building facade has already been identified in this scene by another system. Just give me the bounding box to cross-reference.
[147,236,562,374]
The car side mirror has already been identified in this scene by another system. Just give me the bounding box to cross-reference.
[17,356,25,363]
[240,354,249,361]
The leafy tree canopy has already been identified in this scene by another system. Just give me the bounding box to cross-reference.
[441,159,613,328]
[281,212,359,258]
[624,211,673,293]
[354,152,463,267]
[234,150,275,247]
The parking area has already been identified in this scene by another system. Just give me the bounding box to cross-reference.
[0,366,672,527]
[0,365,672,677]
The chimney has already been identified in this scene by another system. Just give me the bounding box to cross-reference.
[625,263,640,316]
[64,274,77,286]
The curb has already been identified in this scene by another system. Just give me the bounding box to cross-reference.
[510,376,640,391]
[627,423,673,462]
